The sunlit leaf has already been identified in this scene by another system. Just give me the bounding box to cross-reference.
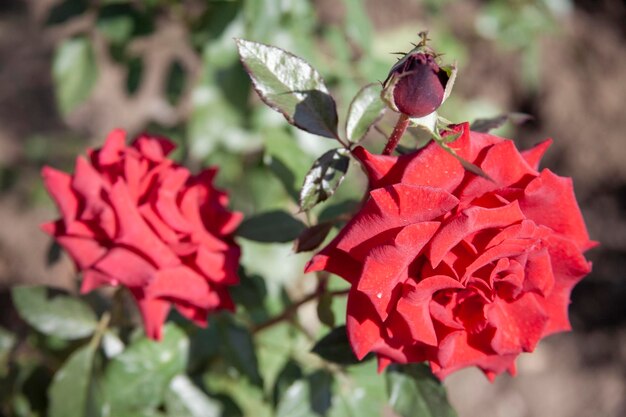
[48,344,97,417]
[102,324,188,415]
[345,83,385,143]
[299,149,350,211]
[52,37,98,115]
[165,375,221,417]
[386,364,457,417]
[11,286,97,340]
[236,39,338,139]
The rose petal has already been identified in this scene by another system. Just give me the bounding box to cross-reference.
[98,129,127,165]
[486,293,548,354]
[518,170,592,250]
[521,139,552,170]
[42,166,78,225]
[391,276,463,346]
[129,288,171,340]
[336,184,457,255]
[94,247,155,287]
[428,201,526,268]
[346,288,385,360]
[147,265,213,308]
[133,135,176,162]
[109,180,180,267]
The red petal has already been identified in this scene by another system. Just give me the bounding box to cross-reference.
[147,265,213,308]
[356,222,440,320]
[346,288,384,360]
[129,288,170,340]
[392,276,463,346]
[81,270,116,293]
[133,135,176,161]
[336,184,457,255]
[94,247,155,287]
[196,246,240,284]
[518,170,592,250]
[457,140,538,201]
[521,139,552,170]
[428,201,526,267]
[57,235,107,270]
[99,129,127,165]
[352,146,399,187]
[42,166,78,224]
[485,293,548,354]
[154,167,192,233]
[109,180,179,267]
[175,303,208,327]
[304,248,361,283]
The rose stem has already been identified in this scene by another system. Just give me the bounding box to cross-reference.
[382,113,410,156]
[251,288,349,334]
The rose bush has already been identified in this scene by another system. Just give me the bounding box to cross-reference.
[41,129,242,339]
[306,123,595,380]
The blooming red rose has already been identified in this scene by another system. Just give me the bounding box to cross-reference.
[41,129,242,340]
[306,123,595,380]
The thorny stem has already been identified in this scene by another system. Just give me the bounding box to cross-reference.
[252,288,350,334]
[382,113,410,155]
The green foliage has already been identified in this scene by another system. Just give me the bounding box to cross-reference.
[345,83,386,143]
[48,344,98,417]
[236,39,339,139]
[11,286,98,340]
[311,325,364,366]
[299,149,350,212]
[102,324,189,415]
[386,364,457,417]
[52,36,98,115]
[237,210,306,243]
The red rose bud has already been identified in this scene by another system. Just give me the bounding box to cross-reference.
[306,123,595,380]
[41,130,242,340]
[382,52,449,118]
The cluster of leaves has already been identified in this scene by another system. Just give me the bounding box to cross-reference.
[1,283,456,417]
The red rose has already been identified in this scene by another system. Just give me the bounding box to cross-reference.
[41,129,242,340]
[306,123,595,380]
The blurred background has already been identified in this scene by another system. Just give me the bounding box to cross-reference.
[0,0,624,416]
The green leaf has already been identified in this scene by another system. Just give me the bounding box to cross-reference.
[299,149,350,211]
[216,316,263,387]
[236,39,339,139]
[276,380,316,417]
[470,112,533,133]
[318,199,359,223]
[165,375,221,417]
[316,293,336,328]
[48,344,97,417]
[386,364,457,417]
[52,36,98,115]
[345,83,385,143]
[293,222,334,253]
[341,0,373,51]
[329,361,386,417]
[103,324,189,415]
[264,127,314,202]
[0,326,15,358]
[11,286,97,340]
[237,210,306,243]
[311,325,367,365]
